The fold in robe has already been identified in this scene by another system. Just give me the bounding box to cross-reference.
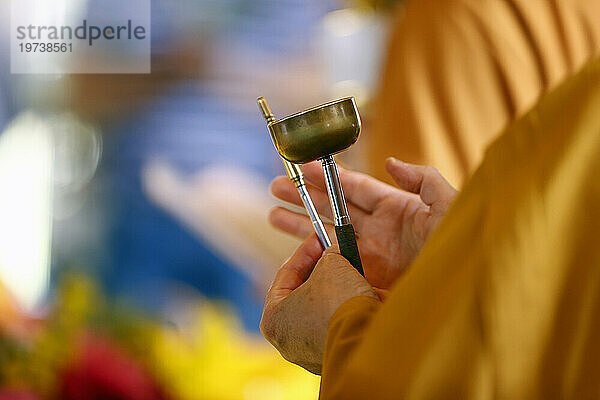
[321,58,600,399]
[368,0,600,186]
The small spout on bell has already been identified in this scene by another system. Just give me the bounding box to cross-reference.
[257,97,275,124]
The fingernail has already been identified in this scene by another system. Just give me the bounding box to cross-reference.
[386,157,403,167]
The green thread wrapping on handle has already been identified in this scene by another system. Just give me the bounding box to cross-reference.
[335,224,364,276]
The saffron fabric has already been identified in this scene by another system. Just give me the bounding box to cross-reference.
[321,58,600,399]
[369,0,600,186]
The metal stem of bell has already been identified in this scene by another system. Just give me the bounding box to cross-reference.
[321,155,351,226]
[297,184,332,248]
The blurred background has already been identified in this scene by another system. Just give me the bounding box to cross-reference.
[0,0,399,398]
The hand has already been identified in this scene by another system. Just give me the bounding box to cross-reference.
[260,235,378,374]
[269,158,457,290]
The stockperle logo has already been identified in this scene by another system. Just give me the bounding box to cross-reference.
[11,0,150,74]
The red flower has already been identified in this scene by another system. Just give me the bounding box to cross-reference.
[0,390,41,400]
[60,335,169,400]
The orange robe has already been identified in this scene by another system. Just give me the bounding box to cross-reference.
[321,58,600,399]
[368,0,600,186]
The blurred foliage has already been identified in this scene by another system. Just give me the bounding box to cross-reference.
[0,275,319,400]
[0,276,101,397]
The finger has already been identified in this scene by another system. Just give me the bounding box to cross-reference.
[270,176,369,224]
[299,161,328,188]
[269,176,301,209]
[270,176,333,220]
[269,207,336,242]
[384,157,432,195]
[302,160,398,213]
[271,233,323,293]
[385,158,457,207]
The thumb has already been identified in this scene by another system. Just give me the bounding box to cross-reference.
[385,157,457,209]
[323,244,341,256]
[271,233,323,294]
[321,244,353,272]
[318,244,365,282]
